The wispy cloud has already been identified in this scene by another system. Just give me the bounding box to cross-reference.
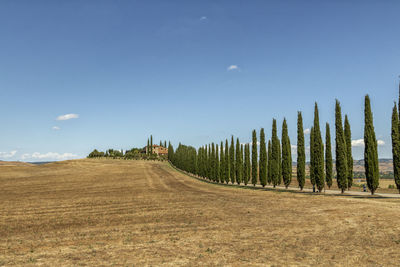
[304,128,311,135]
[56,113,79,121]
[21,152,78,161]
[52,126,60,130]
[351,138,385,147]
[0,150,17,159]
[200,16,207,21]
[227,65,239,71]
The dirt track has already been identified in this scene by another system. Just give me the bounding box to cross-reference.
[1,159,400,266]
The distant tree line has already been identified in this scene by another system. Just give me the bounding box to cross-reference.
[169,94,385,195]
[87,135,169,161]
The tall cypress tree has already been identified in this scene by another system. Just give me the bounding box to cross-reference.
[391,103,400,193]
[150,135,153,154]
[297,112,306,190]
[325,123,333,189]
[364,95,379,195]
[147,138,150,155]
[312,103,325,192]
[335,100,348,193]
[278,140,282,185]
[243,144,249,185]
[225,139,230,184]
[236,138,243,184]
[271,119,280,187]
[216,144,220,183]
[220,142,225,183]
[344,115,353,189]
[281,119,292,188]
[251,130,258,186]
[259,128,267,187]
[230,136,235,184]
[267,140,272,185]
[211,143,216,181]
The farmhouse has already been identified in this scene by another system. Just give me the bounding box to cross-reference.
[143,145,168,156]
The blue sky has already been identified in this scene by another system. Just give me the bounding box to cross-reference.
[0,0,399,161]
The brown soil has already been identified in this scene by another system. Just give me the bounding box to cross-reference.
[1,159,400,266]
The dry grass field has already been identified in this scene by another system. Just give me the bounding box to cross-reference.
[1,159,400,266]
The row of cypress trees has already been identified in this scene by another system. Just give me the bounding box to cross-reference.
[170,95,381,195]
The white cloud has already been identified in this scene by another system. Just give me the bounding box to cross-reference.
[227,65,239,71]
[200,16,207,20]
[304,128,311,135]
[56,113,79,121]
[52,126,60,130]
[21,152,78,161]
[351,138,385,147]
[0,150,17,159]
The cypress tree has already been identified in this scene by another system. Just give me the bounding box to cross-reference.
[251,130,258,186]
[281,118,292,189]
[246,144,251,184]
[164,140,167,148]
[325,123,333,189]
[240,144,244,184]
[364,95,379,195]
[297,112,306,190]
[259,128,267,187]
[160,141,162,146]
[212,143,216,181]
[243,144,249,185]
[312,103,325,192]
[150,135,153,154]
[267,140,272,184]
[216,144,220,183]
[236,138,242,184]
[168,142,174,161]
[230,136,235,184]
[147,138,150,155]
[271,119,280,187]
[391,103,400,193]
[344,115,353,189]
[335,100,348,193]
[225,139,230,184]
[220,142,224,183]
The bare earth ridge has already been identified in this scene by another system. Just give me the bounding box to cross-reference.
[1,159,400,266]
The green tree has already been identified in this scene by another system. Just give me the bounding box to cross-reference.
[312,103,325,192]
[251,130,258,186]
[364,95,379,195]
[147,138,150,155]
[150,135,153,154]
[271,119,280,187]
[297,112,306,190]
[243,144,249,185]
[325,123,333,189]
[225,139,230,184]
[168,142,174,161]
[281,119,292,188]
[344,115,353,189]
[230,136,235,184]
[267,140,272,184]
[391,103,400,193]
[335,100,348,193]
[240,144,244,184]
[259,128,267,187]
[236,138,243,184]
